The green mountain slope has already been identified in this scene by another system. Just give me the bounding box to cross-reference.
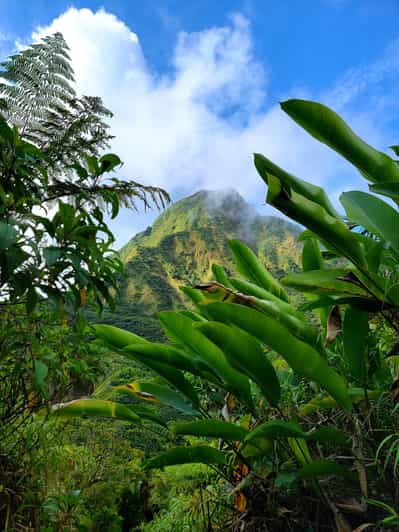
[105,189,301,339]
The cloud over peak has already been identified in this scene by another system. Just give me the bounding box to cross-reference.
[21,7,398,245]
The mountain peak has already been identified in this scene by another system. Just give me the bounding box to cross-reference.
[123,189,261,251]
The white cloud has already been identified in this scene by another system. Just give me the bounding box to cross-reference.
[21,7,398,245]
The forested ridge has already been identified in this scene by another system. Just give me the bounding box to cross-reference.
[2,31,399,532]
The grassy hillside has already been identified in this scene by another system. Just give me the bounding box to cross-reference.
[103,189,301,339]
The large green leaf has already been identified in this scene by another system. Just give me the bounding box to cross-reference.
[125,404,168,427]
[196,321,280,406]
[124,342,200,376]
[229,277,305,319]
[282,269,369,297]
[158,312,253,409]
[115,381,199,416]
[206,302,352,412]
[123,343,200,406]
[197,282,319,349]
[261,172,367,270]
[341,191,399,258]
[245,420,305,442]
[343,306,369,382]
[245,420,349,447]
[281,99,399,185]
[171,420,248,441]
[144,446,227,470]
[229,239,288,301]
[254,152,339,217]
[52,399,142,424]
[92,324,148,350]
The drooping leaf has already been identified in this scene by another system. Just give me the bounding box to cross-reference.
[196,321,280,406]
[171,420,248,441]
[197,282,320,349]
[259,170,368,270]
[245,420,306,442]
[123,343,200,406]
[158,312,253,408]
[282,269,369,297]
[254,152,339,217]
[115,381,199,416]
[144,446,227,470]
[206,302,352,412]
[280,99,399,185]
[228,277,305,319]
[92,323,148,350]
[52,399,142,424]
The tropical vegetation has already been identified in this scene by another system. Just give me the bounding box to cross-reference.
[2,29,399,532]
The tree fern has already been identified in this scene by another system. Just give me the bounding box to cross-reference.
[0,32,170,211]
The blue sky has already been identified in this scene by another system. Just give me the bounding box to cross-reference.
[1,0,399,246]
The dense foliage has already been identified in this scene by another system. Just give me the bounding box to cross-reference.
[0,32,169,530]
[3,27,399,532]
[61,99,399,530]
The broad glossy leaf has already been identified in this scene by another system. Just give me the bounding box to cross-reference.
[92,324,148,350]
[144,446,227,470]
[115,381,199,416]
[123,343,200,406]
[158,312,253,408]
[124,342,200,375]
[341,191,399,258]
[196,321,280,406]
[52,399,141,424]
[197,282,319,348]
[229,239,288,301]
[246,422,348,447]
[262,173,367,269]
[283,269,368,296]
[171,420,248,441]
[229,277,305,320]
[206,302,352,412]
[299,295,381,313]
[254,152,339,217]
[343,306,369,382]
[281,99,399,185]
